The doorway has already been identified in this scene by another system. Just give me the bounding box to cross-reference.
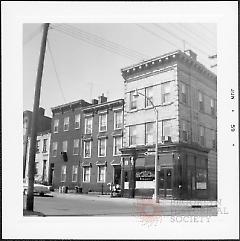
[113,166,121,185]
[159,168,173,198]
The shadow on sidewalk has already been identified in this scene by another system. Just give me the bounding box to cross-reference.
[23,209,46,217]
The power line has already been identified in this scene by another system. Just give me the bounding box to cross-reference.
[152,23,213,57]
[23,25,43,46]
[177,23,216,49]
[51,24,149,61]
[46,39,66,103]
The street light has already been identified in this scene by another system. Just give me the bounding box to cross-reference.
[133,89,159,203]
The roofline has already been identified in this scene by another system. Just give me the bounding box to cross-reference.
[51,99,90,111]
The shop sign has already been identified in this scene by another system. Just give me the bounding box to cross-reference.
[196,182,207,190]
[136,170,154,181]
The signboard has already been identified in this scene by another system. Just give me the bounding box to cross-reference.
[135,170,155,181]
[124,182,129,189]
[196,182,207,190]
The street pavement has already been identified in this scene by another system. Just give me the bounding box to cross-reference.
[23,192,217,217]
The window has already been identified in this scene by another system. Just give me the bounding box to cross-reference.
[72,165,78,182]
[99,113,107,132]
[98,138,106,157]
[97,166,106,182]
[145,122,154,145]
[61,165,66,182]
[62,140,68,152]
[43,139,47,153]
[75,114,81,129]
[42,160,47,181]
[113,136,122,155]
[163,120,171,137]
[84,140,91,158]
[114,110,123,129]
[53,119,59,133]
[181,82,187,104]
[199,126,205,146]
[36,140,40,153]
[212,130,217,150]
[83,167,90,182]
[63,117,69,131]
[210,98,215,116]
[130,91,137,110]
[182,121,188,142]
[199,92,204,112]
[85,116,93,134]
[52,142,58,156]
[162,82,171,103]
[73,139,79,155]
[145,87,153,107]
[129,125,137,146]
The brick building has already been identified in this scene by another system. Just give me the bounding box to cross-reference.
[49,95,124,194]
[23,107,52,179]
[120,50,217,200]
[25,131,51,184]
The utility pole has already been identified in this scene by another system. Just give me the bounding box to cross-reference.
[26,23,50,211]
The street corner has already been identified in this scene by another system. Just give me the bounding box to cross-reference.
[134,198,163,226]
[23,209,46,217]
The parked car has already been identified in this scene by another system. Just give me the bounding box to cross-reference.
[23,181,51,196]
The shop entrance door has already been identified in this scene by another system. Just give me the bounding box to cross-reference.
[159,168,173,198]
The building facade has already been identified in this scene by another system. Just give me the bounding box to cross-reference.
[49,95,124,193]
[23,107,52,179]
[25,131,51,184]
[120,50,217,200]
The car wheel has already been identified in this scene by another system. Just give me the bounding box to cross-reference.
[39,192,44,196]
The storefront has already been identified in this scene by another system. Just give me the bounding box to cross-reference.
[120,143,210,200]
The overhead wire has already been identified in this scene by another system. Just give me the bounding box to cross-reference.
[152,23,214,57]
[23,25,43,46]
[46,38,67,103]
[50,23,149,61]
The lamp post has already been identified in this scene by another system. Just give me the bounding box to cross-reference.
[133,89,159,203]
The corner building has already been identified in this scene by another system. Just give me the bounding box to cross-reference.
[120,50,217,200]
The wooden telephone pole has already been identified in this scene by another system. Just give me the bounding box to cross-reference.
[26,23,50,211]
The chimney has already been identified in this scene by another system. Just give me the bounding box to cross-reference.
[92,99,98,105]
[98,93,107,104]
[184,50,197,61]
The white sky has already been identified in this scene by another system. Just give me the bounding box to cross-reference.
[23,23,217,117]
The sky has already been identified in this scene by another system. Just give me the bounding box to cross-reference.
[23,23,217,117]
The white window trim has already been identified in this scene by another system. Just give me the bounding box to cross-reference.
[97,166,106,183]
[52,142,58,157]
[145,122,154,145]
[75,114,81,129]
[84,140,92,158]
[85,117,93,134]
[98,138,107,157]
[61,165,66,182]
[161,82,171,104]
[53,119,59,133]
[99,113,108,132]
[129,126,137,146]
[73,139,80,155]
[145,86,154,108]
[114,110,123,130]
[82,166,91,183]
[63,117,70,132]
[113,136,122,156]
[72,165,78,182]
[62,140,68,152]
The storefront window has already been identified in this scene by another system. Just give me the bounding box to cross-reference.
[196,169,207,190]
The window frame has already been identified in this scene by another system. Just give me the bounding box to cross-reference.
[145,86,153,108]
[199,126,205,146]
[113,136,122,156]
[98,138,107,157]
[82,166,91,183]
[72,165,78,182]
[85,116,93,134]
[63,116,70,131]
[53,119,59,133]
[129,125,137,146]
[42,138,48,153]
[83,140,91,158]
[73,139,80,155]
[97,165,106,183]
[75,113,81,129]
[161,82,171,104]
[199,91,204,112]
[181,82,187,104]
[145,122,154,145]
[114,110,123,130]
[52,142,58,157]
[61,165,67,182]
[99,113,107,132]
[130,91,137,110]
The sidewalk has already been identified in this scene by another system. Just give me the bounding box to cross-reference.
[52,192,217,207]
[23,209,45,217]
